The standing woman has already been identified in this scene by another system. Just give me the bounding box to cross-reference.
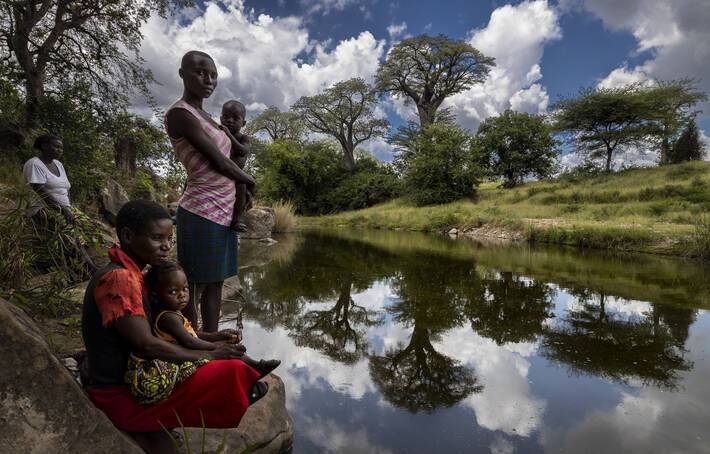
[165,51,255,333]
[23,134,74,224]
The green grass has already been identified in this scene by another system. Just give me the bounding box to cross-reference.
[301,161,710,257]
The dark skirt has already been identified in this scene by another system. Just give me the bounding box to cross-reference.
[176,206,238,283]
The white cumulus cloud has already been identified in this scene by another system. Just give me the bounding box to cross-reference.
[443,0,562,131]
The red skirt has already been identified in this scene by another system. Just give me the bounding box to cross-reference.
[88,359,261,432]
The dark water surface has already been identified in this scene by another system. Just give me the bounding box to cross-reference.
[225,229,710,454]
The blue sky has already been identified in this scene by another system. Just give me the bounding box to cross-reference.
[137,0,710,162]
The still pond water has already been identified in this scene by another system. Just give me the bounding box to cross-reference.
[225,229,710,454]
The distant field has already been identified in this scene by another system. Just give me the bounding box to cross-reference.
[301,161,710,257]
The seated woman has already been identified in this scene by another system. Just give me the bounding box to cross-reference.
[81,200,265,454]
[23,134,74,224]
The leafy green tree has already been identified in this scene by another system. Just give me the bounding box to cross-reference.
[669,118,705,163]
[111,114,173,175]
[255,140,345,215]
[293,78,388,171]
[376,34,494,128]
[1,0,183,126]
[245,106,305,143]
[403,123,478,206]
[553,84,657,172]
[642,80,706,165]
[472,110,558,187]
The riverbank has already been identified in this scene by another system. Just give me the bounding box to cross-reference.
[300,161,710,258]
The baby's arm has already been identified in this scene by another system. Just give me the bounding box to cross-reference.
[220,126,250,160]
[158,312,216,351]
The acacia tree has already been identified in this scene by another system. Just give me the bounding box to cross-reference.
[245,106,305,143]
[472,110,558,187]
[0,0,182,126]
[553,85,656,172]
[293,78,388,171]
[376,34,494,128]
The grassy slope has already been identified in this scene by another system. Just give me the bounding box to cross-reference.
[301,161,710,256]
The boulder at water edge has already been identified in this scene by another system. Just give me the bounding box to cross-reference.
[186,374,294,453]
[241,207,276,240]
[0,298,142,454]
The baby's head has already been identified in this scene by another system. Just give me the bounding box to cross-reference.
[144,261,189,313]
[221,100,246,134]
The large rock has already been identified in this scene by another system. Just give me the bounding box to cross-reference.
[186,374,293,453]
[0,299,142,454]
[99,179,130,226]
[241,207,276,239]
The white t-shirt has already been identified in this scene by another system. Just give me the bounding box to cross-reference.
[23,157,71,214]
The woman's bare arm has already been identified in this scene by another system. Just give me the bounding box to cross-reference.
[167,109,255,188]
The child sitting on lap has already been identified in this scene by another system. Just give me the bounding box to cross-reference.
[146,261,280,376]
[126,262,279,404]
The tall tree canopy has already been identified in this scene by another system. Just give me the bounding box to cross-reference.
[553,84,657,172]
[376,34,494,128]
[1,0,182,126]
[293,78,388,171]
[245,106,305,143]
[473,110,558,187]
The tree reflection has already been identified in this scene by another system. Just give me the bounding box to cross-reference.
[541,291,694,389]
[289,277,384,364]
[369,259,483,413]
[465,271,555,345]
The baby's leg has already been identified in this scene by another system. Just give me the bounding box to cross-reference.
[240,354,280,378]
[230,184,248,232]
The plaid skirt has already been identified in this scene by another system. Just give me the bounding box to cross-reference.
[176,207,238,283]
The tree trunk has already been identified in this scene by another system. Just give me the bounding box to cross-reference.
[114,137,137,175]
[343,144,356,172]
[24,72,45,128]
[605,146,613,172]
[416,103,435,129]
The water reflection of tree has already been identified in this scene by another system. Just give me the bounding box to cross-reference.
[289,277,384,364]
[541,291,694,389]
[369,260,483,413]
[241,234,389,361]
[465,271,555,345]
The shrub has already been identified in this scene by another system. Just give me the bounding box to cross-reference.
[255,140,345,215]
[403,123,478,206]
[324,158,401,212]
[272,200,297,233]
[691,215,710,259]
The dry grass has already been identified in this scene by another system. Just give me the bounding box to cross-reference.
[271,200,298,233]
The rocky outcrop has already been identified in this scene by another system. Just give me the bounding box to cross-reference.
[241,207,276,240]
[186,374,294,453]
[99,179,130,226]
[0,298,142,454]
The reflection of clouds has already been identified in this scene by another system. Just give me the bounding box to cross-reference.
[541,324,710,453]
[490,435,515,454]
[351,280,395,311]
[299,415,394,454]
[240,322,376,405]
[559,292,652,320]
[437,327,546,437]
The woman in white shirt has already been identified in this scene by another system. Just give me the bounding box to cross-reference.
[23,134,74,224]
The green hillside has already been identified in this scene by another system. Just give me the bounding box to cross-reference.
[302,161,710,257]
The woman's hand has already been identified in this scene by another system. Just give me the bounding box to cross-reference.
[61,206,75,225]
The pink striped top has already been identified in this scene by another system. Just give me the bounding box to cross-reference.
[165,100,235,226]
